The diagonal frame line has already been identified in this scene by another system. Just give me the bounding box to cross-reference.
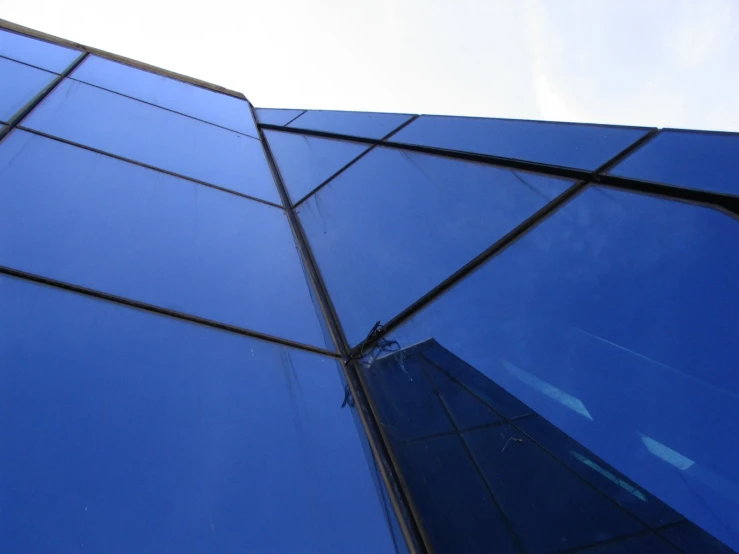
[0,264,341,358]
[348,128,662,355]
[290,114,422,208]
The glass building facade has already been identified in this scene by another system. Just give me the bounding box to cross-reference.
[1,18,738,554]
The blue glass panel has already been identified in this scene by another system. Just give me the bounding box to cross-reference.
[0,56,55,123]
[71,56,258,136]
[395,435,519,554]
[287,109,413,139]
[298,147,572,345]
[363,349,454,443]
[265,130,370,203]
[0,275,396,553]
[22,79,279,203]
[0,28,80,72]
[388,187,739,551]
[465,424,643,553]
[609,129,739,197]
[391,115,650,171]
[0,131,327,349]
[661,522,736,554]
[257,107,304,126]
[578,535,678,554]
[516,416,683,529]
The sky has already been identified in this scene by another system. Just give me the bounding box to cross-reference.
[4,0,739,131]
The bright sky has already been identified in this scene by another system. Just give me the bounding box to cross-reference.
[5,0,739,131]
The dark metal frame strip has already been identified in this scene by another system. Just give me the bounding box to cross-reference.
[252,106,430,554]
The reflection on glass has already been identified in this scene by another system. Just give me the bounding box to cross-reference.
[71,56,259,136]
[609,129,739,197]
[0,28,80,72]
[361,339,722,553]
[299,147,572,345]
[391,115,650,171]
[0,131,328,349]
[0,56,55,123]
[385,187,739,551]
[287,109,414,139]
[22,79,279,203]
[0,274,397,553]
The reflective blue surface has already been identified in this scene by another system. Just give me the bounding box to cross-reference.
[298,148,572,345]
[257,107,304,126]
[466,424,643,553]
[392,115,650,170]
[71,56,258,136]
[0,56,55,123]
[395,435,520,554]
[0,131,328,349]
[288,109,413,139]
[579,535,678,554]
[609,129,739,197]
[388,187,739,550]
[265,130,370,203]
[0,28,80,72]
[0,275,396,553]
[22,79,279,203]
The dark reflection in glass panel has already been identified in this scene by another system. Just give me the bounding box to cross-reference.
[0,131,328,349]
[257,107,304,126]
[265,130,370,204]
[287,109,413,139]
[395,435,520,554]
[391,115,650,170]
[0,56,55,123]
[387,187,739,551]
[609,129,739,197]
[22,79,279,203]
[661,522,736,554]
[298,147,572,345]
[71,56,258,136]
[0,275,396,553]
[363,340,728,554]
[516,416,683,529]
[578,535,678,554]
[466,424,643,553]
[0,28,80,72]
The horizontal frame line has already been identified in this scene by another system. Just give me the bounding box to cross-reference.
[0,264,341,359]
[0,52,59,74]
[66,76,261,140]
[13,126,284,209]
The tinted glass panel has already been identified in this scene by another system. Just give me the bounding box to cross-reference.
[516,416,683,529]
[288,109,413,139]
[257,107,304,126]
[22,79,279,203]
[0,56,55,123]
[71,56,258,136]
[466,424,643,553]
[0,275,396,553]
[298,148,572,345]
[0,131,327,349]
[265,130,370,204]
[0,28,80,72]
[578,535,678,554]
[395,435,519,554]
[609,129,739,197]
[661,522,736,554]
[392,115,650,171]
[387,187,739,551]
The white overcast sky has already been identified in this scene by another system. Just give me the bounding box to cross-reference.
[4,0,739,131]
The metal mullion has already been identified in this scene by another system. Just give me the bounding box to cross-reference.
[251,105,430,554]
[0,51,89,144]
